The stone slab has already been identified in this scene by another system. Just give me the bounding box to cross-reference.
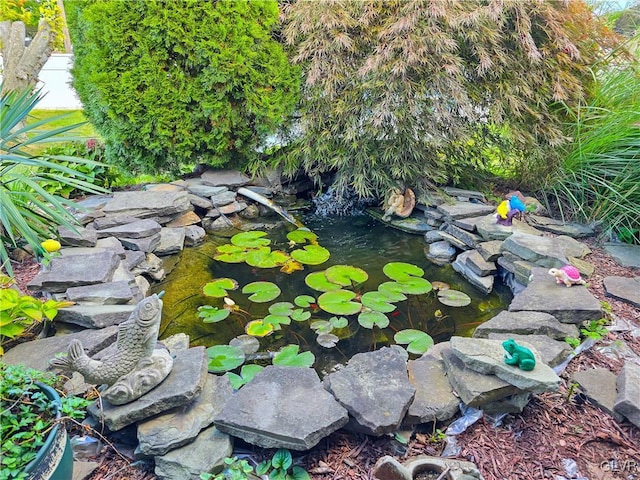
[473,310,579,340]
[477,240,504,262]
[502,232,591,269]
[95,219,162,239]
[443,224,482,248]
[436,202,495,220]
[65,281,134,305]
[55,304,136,329]
[465,249,497,277]
[614,363,640,428]
[603,244,640,268]
[102,190,191,219]
[200,169,250,187]
[119,233,162,253]
[572,368,624,422]
[154,228,186,256]
[487,333,572,368]
[527,215,594,238]
[406,356,459,423]
[452,251,494,294]
[476,215,542,241]
[87,347,208,431]
[603,276,640,307]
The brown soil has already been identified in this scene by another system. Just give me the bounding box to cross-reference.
[6,239,640,480]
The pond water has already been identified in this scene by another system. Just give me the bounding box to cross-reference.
[154,213,512,374]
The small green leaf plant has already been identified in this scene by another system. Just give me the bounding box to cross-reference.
[200,456,255,480]
[256,449,311,480]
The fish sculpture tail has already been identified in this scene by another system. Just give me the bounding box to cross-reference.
[50,339,85,370]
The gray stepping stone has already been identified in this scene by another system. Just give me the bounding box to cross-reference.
[473,311,579,340]
[425,241,456,265]
[95,219,162,239]
[442,187,486,202]
[200,169,250,187]
[65,281,134,305]
[449,336,561,393]
[324,347,415,436]
[366,209,436,234]
[603,276,640,307]
[406,356,459,423]
[93,214,140,230]
[452,215,489,232]
[501,232,591,269]
[572,368,624,422]
[95,237,126,257]
[184,225,206,247]
[452,251,494,294]
[119,233,161,253]
[166,211,202,228]
[102,190,191,219]
[487,333,572,368]
[55,304,137,329]
[186,183,228,198]
[436,201,495,220]
[476,215,543,241]
[205,201,248,218]
[477,240,503,262]
[438,231,471,251]
[210,190,238,207]
[508,268,602,323]
[465,249,497,276]
[614,363,640,428]
[87,347,208,431]
[138,374,233,455]
[443,224,482,248]
[603,244,640,268]
[527,215,594,238]
[154,228,186,256]
[58,225,98,247]
[215,366,348,450]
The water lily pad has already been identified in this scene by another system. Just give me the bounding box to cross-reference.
[231,231,271,248]
[264,314,291,330]
[377,282,408,301]
[305,271,341,292]
[268,302,295,316]
[325,265,369,286]
[431,281,450,291]
[394,329,434,354]
[290,245,330,265]
[361,291,397,313]
[397,277,433,295]
[214,244,248,263]
[294,295,316,307]
[226,364,264,390]
[318,290,362,315]
[197,305,231,323]
[329,316,349,329]
[229,335,260,355]
[310,320,333,334]
[280,259,304,274]
[245,320,275,337]
[202,278,238,298]
[287,228,318,245]
[242,281,281,303]
[206,345,246,373]
[317,333,339,348]
[272,344,315,368]
[383,262,425,282]
[290,309,311,322]
[245,248,290,268]
[437,289,471,307]
[358,310,390,329]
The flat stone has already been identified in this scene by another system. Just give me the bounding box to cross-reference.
[473,311,579,340]
[154,228,186,256]
[501,232,590,269]
[438,231,471,251]
[200,169,250,187]
[154,425,232,480]
[215,366,348,450]
[476,215,542,241]
[119,233,161,253]
[324,347,415,435]
[58,225,98,247]
[87,347,208,431]
[366,209,435,234]
[95,219,162,239]
[2,326,118,371]
[184,225,206,247]
[138,374,233,456]
[449,336,561,392]
[614,363,640,428]
[476,240,504,262]
[187,193,213,209]
[131,252,165,281]
[420,207,444,221]
[443,224,482,248]
[452,251,494,294]
[95,237,126,257]
[72,461,99,480]
[406,356,459,423]
[508,267,603,323]
[55,304,137,328]
[452,215,488,232]
[186,184,228,198]
[93,214,140,230]
[436,201,495,220]
[425,241,456,266]
[124,250,146,269]
[442,187,487,202]
[527,215,594,238]
[423,230,443,244]
[210,190,238,207]
[603,276,640,307]
[603,243,640,268]
[102,191,191,219]
[487,334,572,368]
[65,281,134,305]
[165,211,202,228]
[441,348,521,407]
[144,183,185,192]
[205,201,248,218]
[572,368,623,421]
[27,250,120,293]
[465,249,497,276]
[480,392,532,415]
[567,257,595,277]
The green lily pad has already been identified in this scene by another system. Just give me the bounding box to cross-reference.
[383,262,425,282]
[245,320,275,337]
[229,335,260,355]
[329,316,349,329]
[310,320,333,334]
[231,231,271,248]
[358,310,390,329]
[242,281,281,303]
[325,265,369,286]
[317,333,339,348]
[268,302,295,316]
[361,291,397,313]
[377,282,408,301]
[290,309,311,322]
[290,245,330,265]
[197,305,231,323]
[294,295,316,307]
[287,228,318,245]
[397,277,433,295]
[305,271,341,292]
[272,344,315,368]
[226,364,264,390]
[394,329,434,354]
[245,248,290,268]
[263,314,291,330]
[317,290,362,315]
[206,345,246,373]
[214,244,248,263]
[202,278,238,298]
[437,289,472,307]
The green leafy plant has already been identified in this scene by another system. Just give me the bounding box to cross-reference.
[0,86,110,275]
[564,336,581,349]
[580,318,610,341]
[0,363,89,480]
[200,456,256,480]
[256,449,311,480]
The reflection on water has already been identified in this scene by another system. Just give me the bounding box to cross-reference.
[153,214,512,374]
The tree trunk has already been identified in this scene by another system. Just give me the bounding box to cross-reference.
[0,19,55,95]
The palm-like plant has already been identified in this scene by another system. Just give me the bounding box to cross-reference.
[1,86,110,275]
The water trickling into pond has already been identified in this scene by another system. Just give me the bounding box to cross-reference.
[154,213,511,374]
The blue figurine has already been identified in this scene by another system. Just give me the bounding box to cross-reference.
[509,195,527,213]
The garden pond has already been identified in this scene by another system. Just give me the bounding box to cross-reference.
[153,213,512,374]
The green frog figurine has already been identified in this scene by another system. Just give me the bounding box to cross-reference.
[502,338,536,371]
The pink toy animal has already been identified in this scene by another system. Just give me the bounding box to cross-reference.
[548,266,587,287]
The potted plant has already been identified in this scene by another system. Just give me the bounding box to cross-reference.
[0,362,89,480]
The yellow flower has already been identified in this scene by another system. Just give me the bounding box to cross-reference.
[41,239,61,253]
